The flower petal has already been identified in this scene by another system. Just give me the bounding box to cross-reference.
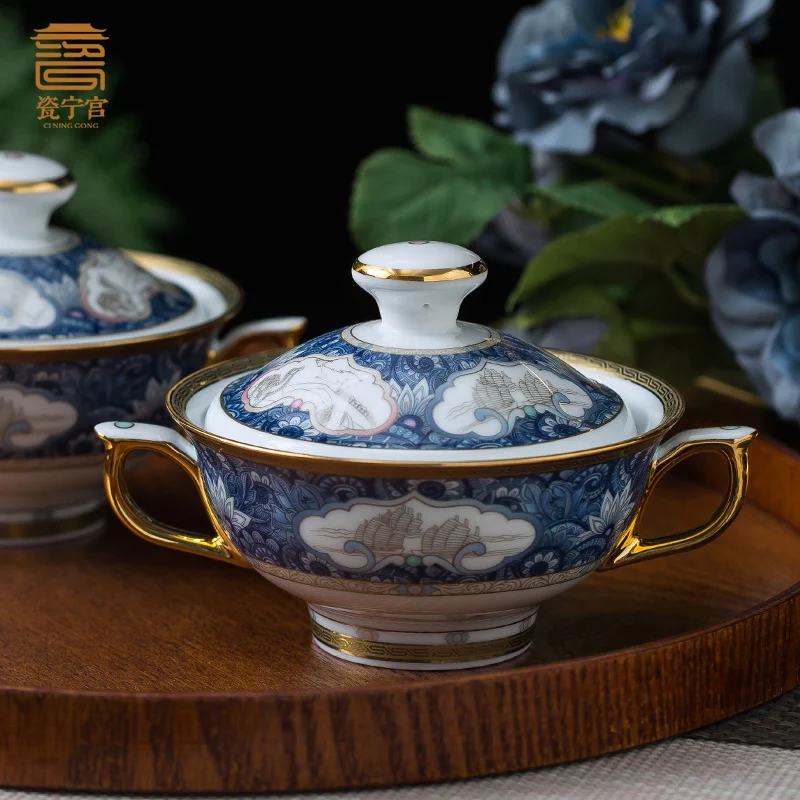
[760,312,800,420]
[658,40,754,155]
[753,109,800,196]
[599,77,698,135]
[498,2,585,76]
[704,219,792,323]
[730,173,798,214]
[520,108,598,154]
[720,0,774,41]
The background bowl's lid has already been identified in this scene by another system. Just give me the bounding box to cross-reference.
[215,241,628,451]
[0,151,194,340]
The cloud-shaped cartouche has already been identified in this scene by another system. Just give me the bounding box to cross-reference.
[242,355,399,436]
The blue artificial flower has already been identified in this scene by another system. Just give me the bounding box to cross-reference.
[494,0,773,155]
[705,110,800,421]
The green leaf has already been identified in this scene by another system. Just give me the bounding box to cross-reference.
[595,320,637,366]
[636,331,730,389]
[638,205,709,226]
[509,203,742,315]
[673,205,744,268]
[534,180,655,218]
[512,283,623,329]
[508,283,636,365]
[407,105,530,190]
[638,203,742,229]
[627,318,707,341]
[350,106,532,250]
[637,204,743,289]
[548,207,602,237]
[625,273,709,324]
[350,149,519,249]
[507,215,680,310]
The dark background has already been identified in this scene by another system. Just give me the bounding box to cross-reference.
[13,2,800,338]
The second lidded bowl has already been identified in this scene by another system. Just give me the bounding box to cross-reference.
[0,151,305,545]
[97,241,756,670]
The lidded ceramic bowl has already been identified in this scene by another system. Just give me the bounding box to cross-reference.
[97,241,756,670]
[0,151,306,545]
[204,240,636,457]
[0,153,196,340]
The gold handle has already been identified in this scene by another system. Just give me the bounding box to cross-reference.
[600,426,757,570]
[209,316,307,363]
[96,422,248,567]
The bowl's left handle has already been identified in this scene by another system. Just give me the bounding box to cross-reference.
[600,426,757,571]
[94,422,249,567]
[209,316,308,363]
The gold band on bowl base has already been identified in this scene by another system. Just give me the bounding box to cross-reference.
[0,505,105,540]
[311,620,534,665]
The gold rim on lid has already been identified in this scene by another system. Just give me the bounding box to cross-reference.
[0,173,75,193]
[352,259,487,282]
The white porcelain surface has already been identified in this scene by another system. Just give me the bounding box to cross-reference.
[96,362,756,669]
[212,241,632,455]
[359,241,482,271]
[0,151,67,182]
[0,151,75,252]
[202,365,641,461]
[0,151,199,340]
[3,262,226,349]
[94,238,758,670]
[354,241,488,349]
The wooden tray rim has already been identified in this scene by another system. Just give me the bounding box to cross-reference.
[2,427,799,793]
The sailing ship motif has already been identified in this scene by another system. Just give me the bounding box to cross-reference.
[431,361,594,438]
[351,504,482,562]
[297,494,537,574]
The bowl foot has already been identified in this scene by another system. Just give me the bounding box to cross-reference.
[0,498,106,548]
[308,606,537,670]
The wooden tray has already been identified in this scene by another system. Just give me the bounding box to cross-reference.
[0,419,798,793]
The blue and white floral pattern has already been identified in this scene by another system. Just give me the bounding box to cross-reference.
[0,337,210,459]
[0,237,194,339]
[195,442,653,584]
[221,327,622,450]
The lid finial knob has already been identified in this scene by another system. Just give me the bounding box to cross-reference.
[0,151,76,251]
[351,241,488,349]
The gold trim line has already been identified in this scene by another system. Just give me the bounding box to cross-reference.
[253,557,599,595]
[341,324,499,354]
[0,173,74,193]
[312,620,533,663]
[353,259,487,282]
[167,350,684,478]
[0,250,243,362]
[0,504,104,540]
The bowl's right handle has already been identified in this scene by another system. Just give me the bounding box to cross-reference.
[599,426,757,571]
[95,422,249,567]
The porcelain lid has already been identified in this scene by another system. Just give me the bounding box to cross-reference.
[208,241,632,454]
[0,151,194,340]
